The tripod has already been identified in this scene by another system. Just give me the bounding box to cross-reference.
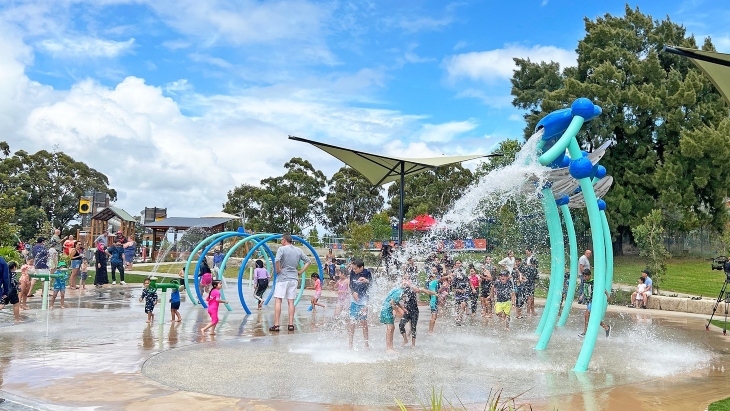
[706,278,730,335]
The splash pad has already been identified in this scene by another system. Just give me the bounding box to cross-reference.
[146,99,720,407]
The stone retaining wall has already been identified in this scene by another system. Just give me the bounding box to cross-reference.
[644,295,719,315]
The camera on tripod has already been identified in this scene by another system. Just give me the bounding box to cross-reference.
[712,256,730,281]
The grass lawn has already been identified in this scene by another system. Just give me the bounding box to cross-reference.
[710,396,730,411]
[710,319,730,332]
[613,255,725,297]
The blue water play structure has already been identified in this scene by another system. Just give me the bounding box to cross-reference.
[532,97,615,372]
[183,228,324,315]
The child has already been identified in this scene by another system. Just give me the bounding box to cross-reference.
[201,280,227,335]
[468,267,480,315]
[170,283,182,323]
[309,273,326,312]
[379,283,405,353]
[139,279,159,323]
[399,279,436,347]
[492,271,515,329]
[49,262,69,310]
[428,273,440,334]
[632,277,646,308]
[1,261,22,322]
[252,259,270,310]
[199,259,213,296]
[19,259,34,310]
[480,268,493,317]
[579,269,611,338]
[333,269,350,318]
[80,258,89,290]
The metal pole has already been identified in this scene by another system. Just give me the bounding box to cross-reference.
[398,162,404,245]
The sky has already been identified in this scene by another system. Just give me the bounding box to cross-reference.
[2,0,729,225]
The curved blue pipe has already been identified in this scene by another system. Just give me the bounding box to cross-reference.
[195,232,256,310]
[237,234,323,312]
[219,234,277,314]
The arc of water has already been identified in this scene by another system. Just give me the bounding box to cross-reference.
[535,189,565,349]
[237,234,324,313]
[183,231,232,304]
[557,204,579,327]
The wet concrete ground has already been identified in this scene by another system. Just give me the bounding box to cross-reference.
[0,284,729,410]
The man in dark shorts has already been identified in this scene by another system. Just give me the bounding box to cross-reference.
[348,259,372,348]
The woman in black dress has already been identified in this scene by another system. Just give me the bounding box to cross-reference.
[94,243,109,287]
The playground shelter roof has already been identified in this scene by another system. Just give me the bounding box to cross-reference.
[665,46,730,104]
[92,205,136,222]
[144,217,233,230]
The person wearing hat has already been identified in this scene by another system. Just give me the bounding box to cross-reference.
[492,270,515,330]
[49,261,69,310]
[31,238,49,275]
[578,268,611,338]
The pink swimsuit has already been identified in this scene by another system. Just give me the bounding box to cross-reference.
[207,289,221,324]
[336,280,349,306]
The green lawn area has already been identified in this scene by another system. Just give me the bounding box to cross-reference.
[710,320,730,332]
[710,396,730,411]
[613,255,725,297]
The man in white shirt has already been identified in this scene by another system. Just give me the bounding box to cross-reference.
[577,250,592,302]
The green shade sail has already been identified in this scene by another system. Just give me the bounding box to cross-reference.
[288,135,495,186]
[665,46,730,105]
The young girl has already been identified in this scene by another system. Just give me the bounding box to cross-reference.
[333,269,349,317]
[308,273,326,312]
[80,258,89,290]
[19,259,34,310]
[468,267,480,315]
[252,259,270,310]
[139,279,159,323]
[199,259,213,295]
[201,280,227,335]
[49,263,69,310]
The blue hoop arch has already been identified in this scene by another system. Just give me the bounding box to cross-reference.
[183,231,233,304]
[219,233,279,314]
[238,234,324,314]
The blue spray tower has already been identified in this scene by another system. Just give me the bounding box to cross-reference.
[531,97,615,372]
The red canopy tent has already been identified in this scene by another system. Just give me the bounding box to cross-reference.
[403,214,438,231]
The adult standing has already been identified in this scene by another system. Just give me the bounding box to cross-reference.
[270,234,310,332]
[325,248,336,281]
[212,249,224,270]
[577,249,592,302]
[123,238,136,270]
[31,238,49,275]
[107,240,126,285]
[51,229,62,251]
[348,259,372,348]
[94,243,109,287]
[68,241,84,289]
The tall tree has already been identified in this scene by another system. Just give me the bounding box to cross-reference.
[510,6,730,253]
[0,144,116,234]
[222,157,326,234]
[475,139,523,179]
[323,166,384,236]
[387,164,474,219]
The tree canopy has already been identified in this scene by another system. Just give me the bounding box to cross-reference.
[0,144,117,242]
[322,166,384,236]
[387,164,474,219]
[510,5,730,252]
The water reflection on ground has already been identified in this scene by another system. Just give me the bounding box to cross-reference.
[0,291,728,410]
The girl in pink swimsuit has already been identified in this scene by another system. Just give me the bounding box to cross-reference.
[200,280,227,335]
[334,270,350,318]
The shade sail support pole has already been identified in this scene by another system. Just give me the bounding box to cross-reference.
[398,162,404,245]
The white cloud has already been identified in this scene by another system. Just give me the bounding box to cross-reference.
[454,89,512,108]
[444,44,577,83]
[398,15,454,33]
[38,37,135,58]
[418,120,478,143]
[188,52,232,69]
[453,41,467,51]
[161,39,191,50]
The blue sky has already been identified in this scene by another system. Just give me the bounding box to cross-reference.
[1,0,728,222]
